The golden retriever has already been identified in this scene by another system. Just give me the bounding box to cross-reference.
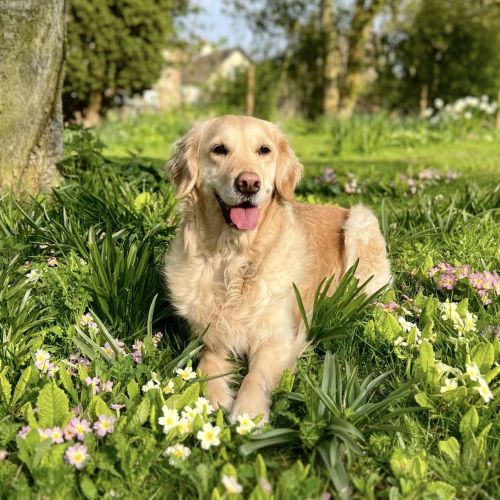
[164,115,391,422]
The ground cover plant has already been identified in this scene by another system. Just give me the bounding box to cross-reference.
[0,112,499,499]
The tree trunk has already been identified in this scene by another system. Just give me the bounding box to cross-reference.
[0,0,65,193]
[419,84,429,117]
[246,64,255,116]
[497,89,500,129]
[339,0,383,118]
[321,0,341,117]
[83,91,103,127]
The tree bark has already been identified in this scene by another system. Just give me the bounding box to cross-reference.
[321,0,341,117]
[419,84,429,117]
[497,89,500,129]
[339,0,383,117]
[246,64,255,116]
[0,0,65,193]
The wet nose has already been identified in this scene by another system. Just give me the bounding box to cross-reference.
[235,172,261,195]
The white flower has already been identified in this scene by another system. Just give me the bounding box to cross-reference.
[175,366,196,381]
[476,379,493,403]
[394,336,408,347]
[181,405,200,421]
[163,380,175,394]
[397,316,418,334]
[164,444,191,465]
[195,397,214,415]
[465,363,481,382]
[46,363,59,377]
[34,349,50,371]
[440,378,458,393]
[196,422,221,449]
[464,111,472,120]
[26,269,41,281]
[177,417,193,435]
[235,413,256,435]
[222,475,243,494]
[158,407,180,433]
[142,379,161,393]
[439,300,460,323]
[423,107,433,118]
[434,98,444,109]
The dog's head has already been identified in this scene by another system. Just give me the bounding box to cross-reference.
[167,115,303,231]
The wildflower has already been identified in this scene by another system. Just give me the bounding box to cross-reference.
[65,418,91,441]
[132,340,144,363]
[235,413,256,435]
[46,363,59,377]
[102,342,115,358]
[394,336,408,347]
[440,300,461,325]
[18,425,31,439]
[110,403,125,411]
[434,98,444,109]
[465,363,481,382]
[163,380,175,394]
[175,366,196,381]
[142,379,161,393]
[26,269,41,281]
[158,407,180,433]
[259,478,272,494]
[164,444,191,465]
[34,349,50,372]
[47,256,58,267]
[152,332,163,347]
[80,313,98,332]
[440,378,458,393]
[45,427,64,444]
[221,475,243,494]
[93,415,115,436]
[437,273,457,290]
[476,379,494,403]
[195,397,214,415]
[65,443,89,470]
[397,316,419,334]
[177,417,193,435]
[196,422,221,449]
[181,405,200,421]
[0,450,7,461]
[85,376,101,395]
[38,428,51,441]
[101,380,113,393]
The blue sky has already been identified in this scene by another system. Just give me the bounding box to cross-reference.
[180,0,254,52]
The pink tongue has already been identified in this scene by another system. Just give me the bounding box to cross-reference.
[229,207,260,230]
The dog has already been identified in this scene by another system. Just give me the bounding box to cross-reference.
[164,115,391,422]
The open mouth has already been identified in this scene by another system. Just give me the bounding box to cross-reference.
[215,192,260,231]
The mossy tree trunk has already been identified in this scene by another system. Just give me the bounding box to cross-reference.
[0,0,65,193]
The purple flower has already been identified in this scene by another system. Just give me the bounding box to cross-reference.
[93,415,115,436]
[437,273,457,290]
[18,425,31,439]
[65,418,91,441]
[85,376,101,394]
[101,380,113,393]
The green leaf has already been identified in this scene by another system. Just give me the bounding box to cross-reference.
[459,406,479,438]
[164,382,200,410]
[438,437,460,462]
[0,372,12,404]
[94,396,113,417]
[127,379,140,403]
[415,392,435,410]
[408,455,427,480]
[471,343,494,372]
[80,475,98,500]
[483,365,500,384]
[59,365,78,404]
[423,481,456,500]
[12,366,32,406]
[126,398,150,431]
[36,382,71,428]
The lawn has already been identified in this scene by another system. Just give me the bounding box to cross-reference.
[0,112,499,499]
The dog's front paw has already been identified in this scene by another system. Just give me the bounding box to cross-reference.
[229,378,270,424]
[204,379,234,412]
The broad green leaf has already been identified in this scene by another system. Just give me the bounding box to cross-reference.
[80,475,98,500]
[12,366,32,406]
[126,398,150,430]
[59,365,78,404]
[423,481,456,500]
[418,341,435,374]
[127,379,140,402]
[438,437,460,462]
[164,382,200,410]
[94,396,113,417]
[415,392,435,410]
[0,372,12,404]
[36,382,71,428]
[408,455,427,480]
[483,365,500,384]
[459,406,479,438]
[471,343,494,372]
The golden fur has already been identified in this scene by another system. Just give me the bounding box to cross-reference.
[164,115,391,421]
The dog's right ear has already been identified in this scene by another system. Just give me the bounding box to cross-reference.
[166,124,202,198]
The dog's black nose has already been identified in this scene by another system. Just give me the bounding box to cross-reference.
[235,172,261,195]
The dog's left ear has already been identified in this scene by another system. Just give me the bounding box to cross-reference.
[275,130,303,202]
[166,123,203,198]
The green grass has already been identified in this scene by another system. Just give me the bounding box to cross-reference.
[0,113,499,499]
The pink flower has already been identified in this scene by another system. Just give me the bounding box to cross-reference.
[65,443,89,469]
[93,415,115,436]
[101,380,113,393]
[85,376,101,394]
[65,418,91,441]
[18,426,31,439]
[437,273,457,290]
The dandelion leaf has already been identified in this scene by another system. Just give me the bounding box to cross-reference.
[36,381,71,428]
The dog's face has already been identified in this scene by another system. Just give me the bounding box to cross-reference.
[167,116,303,231]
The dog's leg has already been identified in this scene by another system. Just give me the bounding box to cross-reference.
[344,204,391,295]
[198,349,235,412]
[229,336,300,423]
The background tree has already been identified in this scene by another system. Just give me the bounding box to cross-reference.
[0,0,65,193]
[64,0,188,124]
[374,0,500,113]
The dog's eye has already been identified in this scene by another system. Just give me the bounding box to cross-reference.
[258,145,271,155]
[211,144,229,156]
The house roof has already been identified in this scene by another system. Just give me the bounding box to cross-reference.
[182,47,252,86]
